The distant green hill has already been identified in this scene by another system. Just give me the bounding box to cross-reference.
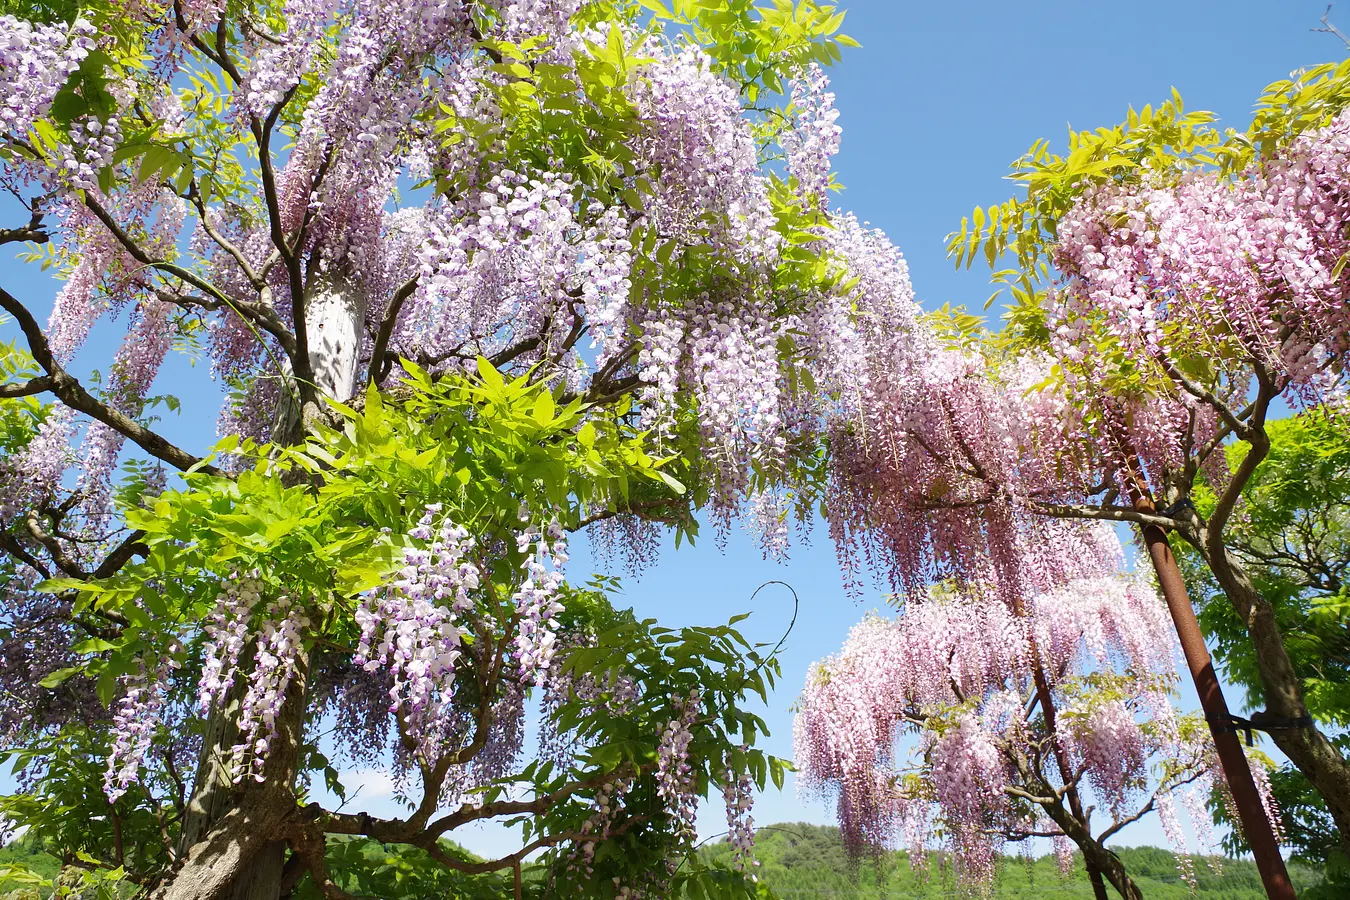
[700,823,1325,899]
[3,823,1326,898]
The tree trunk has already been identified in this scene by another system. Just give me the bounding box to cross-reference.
[168,278,365,898]
[272,278,368,445]
[1026,626,1110,900]
[158,649,309,900]
[1142,522,1296,899]
[1202,539,1350,861]
[1034,783,1143,900]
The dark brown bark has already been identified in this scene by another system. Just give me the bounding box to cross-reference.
[1197,539,1350,865]
[1036,790,1144,900]
[1139,516,1297,900]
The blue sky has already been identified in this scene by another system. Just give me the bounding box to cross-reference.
[2,0,1345,868]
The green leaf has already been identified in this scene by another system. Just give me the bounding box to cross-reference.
[72,638,116,655]
[39,666,83,689]
[36,577,95,594]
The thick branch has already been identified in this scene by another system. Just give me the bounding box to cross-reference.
[0,286,220,475]
[1157,355,1251,440]
[368,276,419,385]
[1205,379,1276,553]
[0,211,49,246]
[1027,499,1177,531]
[0,374,55,398]
[0,532,52,579]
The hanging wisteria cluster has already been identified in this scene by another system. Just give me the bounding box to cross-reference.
[0,16,96,147]
[103,660,169,802]
[783,62,841,211]
[655,690,702,846]
[793,559,1266,887]
[230,595,309,783]
[721,754,757,873]
[198,573,265,714]
[353,506,480,756]
[1053,112,1350,412]
[513,516,568,685]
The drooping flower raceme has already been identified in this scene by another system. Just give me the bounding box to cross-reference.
[512,518,567,685]
[783,62,841,210]
[354,506,480,754]
[231,596,309,783]
[656,690,701,843]
[721,754,757,873]
[104,659,169,802]
[199,573,265,714]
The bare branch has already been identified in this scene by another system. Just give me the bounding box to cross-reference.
[426,766,623,837]
[81,194,297,358]
[1206,379,1278,549]
[1002,784,1058,805]
[1157,355,1251,441]
[1098,766,1206,843]
[368,276,419,385]
[1026,499,1177,531]
[1315,4,1350,47]
[93,531,150,579]
[0,375,55,398]
[575,496,687,529]
[185,179,265,289]
[0,211,49,246]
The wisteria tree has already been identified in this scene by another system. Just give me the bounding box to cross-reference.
[814,56,1350,883]
[794,529,1281,900]
[0,0,877,896]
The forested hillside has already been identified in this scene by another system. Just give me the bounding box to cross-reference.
[699,824,1326,898]
[0,824,1329,898]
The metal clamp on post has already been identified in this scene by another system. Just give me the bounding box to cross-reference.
[1213,712,1316,747]
[1159,496,1195,519]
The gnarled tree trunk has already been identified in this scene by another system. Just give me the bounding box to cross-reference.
[166,279,365,898]
[1200,537,1350,860]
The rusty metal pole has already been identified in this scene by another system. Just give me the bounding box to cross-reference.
[1133,496,1296,900]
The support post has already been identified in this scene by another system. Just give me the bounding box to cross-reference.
[1133,497,1296,900]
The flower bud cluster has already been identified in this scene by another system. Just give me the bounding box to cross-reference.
[567,774,634,881]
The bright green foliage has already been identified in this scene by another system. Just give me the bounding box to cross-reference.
[0,731,137,899]
[46,362,681,702]
[637,0,857,102]
[1187,413,1350,727]
[0,341,45,456]
[5,363,791,896]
